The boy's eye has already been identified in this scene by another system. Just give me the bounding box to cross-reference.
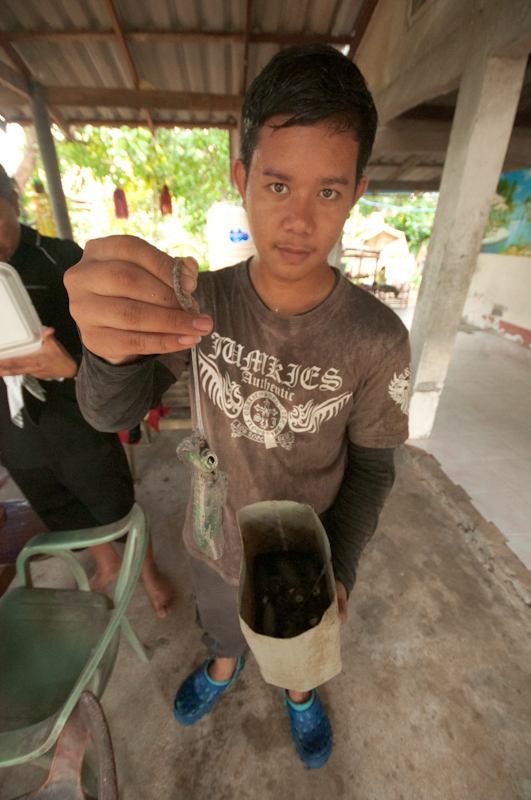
[320,188,338,200]
[270,182,288,195]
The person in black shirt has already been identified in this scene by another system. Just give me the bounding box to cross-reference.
[0,164,174,617]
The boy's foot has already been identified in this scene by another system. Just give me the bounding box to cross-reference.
[284,690,333,769]
[174,656,245,726]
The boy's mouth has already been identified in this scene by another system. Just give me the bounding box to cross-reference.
[276,244,314,264]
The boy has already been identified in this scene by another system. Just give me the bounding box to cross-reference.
[65,45,410,768]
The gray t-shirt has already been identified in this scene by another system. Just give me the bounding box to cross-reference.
[77,261,410,584]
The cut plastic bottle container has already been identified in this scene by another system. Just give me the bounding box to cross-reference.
[0,262,42,359]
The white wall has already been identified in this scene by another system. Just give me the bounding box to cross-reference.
[463,254,531,347]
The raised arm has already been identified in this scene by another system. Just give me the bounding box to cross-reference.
[64,235,212,363]
[64,235,213,430]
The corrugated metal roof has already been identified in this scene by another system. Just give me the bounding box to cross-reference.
[2,1,526,190]
[0,0,366,128]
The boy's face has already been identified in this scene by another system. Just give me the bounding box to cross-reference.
[234,118,367,285]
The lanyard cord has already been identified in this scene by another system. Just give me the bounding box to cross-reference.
[190,345,204,436]
[172,259,205,437]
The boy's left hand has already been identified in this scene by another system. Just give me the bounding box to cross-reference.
[0,327,78,380]
[336,581,348,623]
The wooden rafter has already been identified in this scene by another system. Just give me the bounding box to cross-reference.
[8,117,238,130]
[1,40,31,81]
[399,102,531,128]
[47,105,73,139]
[347,0,379,60]
[0,58,29,96]
[241,0,253,94]
[0,86,26,106]
[369,160,442,169]
[104,0,155,134]
[43,86,242,113]
[327,0,344,36]
[0,44,72,137]
[366,178,440,192]
[0,29,354,47]
[401,104,456,122]
[385,154,421,180]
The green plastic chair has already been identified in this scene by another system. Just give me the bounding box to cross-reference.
[0,502,149,769]
[13,691,118,800]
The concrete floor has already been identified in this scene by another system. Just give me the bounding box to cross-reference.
[396,306,531,572]
[410,329,531,570]
[1,430,530,800]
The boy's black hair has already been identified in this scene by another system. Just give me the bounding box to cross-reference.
[240,44,378,182]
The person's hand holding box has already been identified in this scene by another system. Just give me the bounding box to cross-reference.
[0,327,77,380]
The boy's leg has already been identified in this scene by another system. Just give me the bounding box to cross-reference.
[189,555,248,663]
[288,689,312,703]
[184,556,332,766]
[283,688,333,769]
[173,556,247,726]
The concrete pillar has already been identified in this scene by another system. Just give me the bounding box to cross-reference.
[408,51,527,439]
[29,81,72,240]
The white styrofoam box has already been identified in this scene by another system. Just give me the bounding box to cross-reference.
[0,262,42,359]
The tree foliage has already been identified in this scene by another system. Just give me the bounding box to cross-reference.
[54,125,239,243]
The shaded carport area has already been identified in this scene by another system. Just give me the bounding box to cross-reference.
[1,2,531,798]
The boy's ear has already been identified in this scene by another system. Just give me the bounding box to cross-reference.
[352,176,369,209]
[233,159,247,207]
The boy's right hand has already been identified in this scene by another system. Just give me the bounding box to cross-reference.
[64,235,214,364]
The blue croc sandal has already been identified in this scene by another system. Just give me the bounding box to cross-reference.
[284,690,333,769]
[174,656,245,726]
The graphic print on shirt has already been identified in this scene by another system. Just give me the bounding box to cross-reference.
[198,332,352,450]
[388,366,410,415]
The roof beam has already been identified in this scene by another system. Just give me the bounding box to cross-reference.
[0,58,29,96]
[328,0,345,37]
[0,81,71,137]
[402,101,531,128]
[0,86,26,106]
[44,86,242,112]
[241,0,253,94]
[347,0,379,60]
[366,179,440,192]
[0,29,353,46]
[103,0,155,133]
[368,159,440,170]
[6,117,238,129]
[401,104,456,123]
[385,154,421,180]
[48,105,73,138]
[1,40,32,83]
[0,45,72,137]
[104,0,139,85]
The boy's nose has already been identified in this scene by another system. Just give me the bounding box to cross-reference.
[282,198,315,235]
